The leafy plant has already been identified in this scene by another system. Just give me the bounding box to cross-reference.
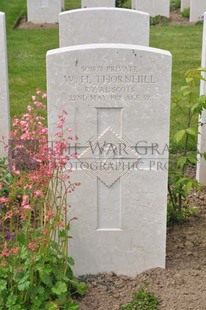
[150,15,169,26]
[121,287,159,310]
[116,0,129,8]
[0,90,86,309]
[181,8,190,18]
[170,0,181,10]
[168,68,206,224]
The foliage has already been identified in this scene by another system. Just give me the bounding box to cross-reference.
[121,287,159,310]
[116,0,130,8]
[181,8,190,18]
[150,15,169,26]
[170,0,181,10]
[168,68,206,224]
[0,90,86,309]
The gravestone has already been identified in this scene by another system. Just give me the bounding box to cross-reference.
[47,43,172,276]
[190,0,206,22]
[0,12,10,158]
[132,0,170,18]
[82,0,115,8]
[27,0,62,23]
[59,8,149,47]
[180,0,190,12]
[197,12,206,185]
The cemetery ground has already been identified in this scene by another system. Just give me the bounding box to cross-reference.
[1,0,206,309]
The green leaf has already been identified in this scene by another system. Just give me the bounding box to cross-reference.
[45,301,59,310]
[65,300,79,310]
[177,157,187,168]
[186,127,196,137]
[40,273,52,287]
[173,129,186,143]
[76,282,87,296]
[67,256,75,266]
[17,281,30,291]
[0,279,7,291]
[187,156,197,164]
[6,293,17,307]
[52,281,67,295]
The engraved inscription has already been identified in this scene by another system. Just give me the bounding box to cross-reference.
[64,64,156,103]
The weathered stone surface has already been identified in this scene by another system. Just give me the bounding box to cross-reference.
[197,12,206,184]
[132,0,170,18]
[47,43,171,276]
[27,0,62,23]
[59,8,149,47]
[0,12,10,157]
[181,0,190,12]
[190,0,206,22]
[82,0,115,8]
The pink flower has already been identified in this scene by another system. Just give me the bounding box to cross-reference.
[34,190,42,198]
[0,197,9,203]
[34,101,45,109]
[27,105,33,112]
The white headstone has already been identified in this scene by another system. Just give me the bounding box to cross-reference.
[47,44,171,276]
[27,0,62,23]
[82,0,115,8]
[190,0,206,22]
[197,12,206,185]
[180,0,190,12]
[132,0,170,18]
[59,8,149,47]
[0,12,10,158]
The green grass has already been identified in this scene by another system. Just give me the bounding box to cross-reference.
[0,0,204,150]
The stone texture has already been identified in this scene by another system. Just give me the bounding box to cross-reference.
[132,0,170,18]
[47,43,172,276]
[180,0,190,12]
[59,8,149,47]
[197,12,206,185]
[190,0,206,22]
[82,0,115,8]
[0,12,10,157]
[27,0,62,23]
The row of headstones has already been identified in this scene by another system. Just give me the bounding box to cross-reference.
[27,0,172,24]
[27,0,206,24]
[181,0,206,22]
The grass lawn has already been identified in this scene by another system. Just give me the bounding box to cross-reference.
[0,0,203,150]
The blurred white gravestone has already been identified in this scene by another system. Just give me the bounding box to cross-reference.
[197,12,206,185]
[132,0,170,18]
[181,0,190,12]
[190,0,206,22]
[59,8,149,47]
[47,43,172,276]
[27,0,62,23]
[82,0,115,8]
[0,12,10,158]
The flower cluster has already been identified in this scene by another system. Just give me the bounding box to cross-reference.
[0,89,85,309]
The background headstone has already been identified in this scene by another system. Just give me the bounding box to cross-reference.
[197,12,206,185]
[47,43,172,276]
[0,12,10,158]
[59,8,149,47]
[132,0,170,18]
[181,0,190,12]
[190,0,206,22]
[27,0,62,23]
[82,0,115,8]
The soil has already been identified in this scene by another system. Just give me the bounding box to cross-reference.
[77,177,206,310]
[18,9,205,310]
[17,9,191,29]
